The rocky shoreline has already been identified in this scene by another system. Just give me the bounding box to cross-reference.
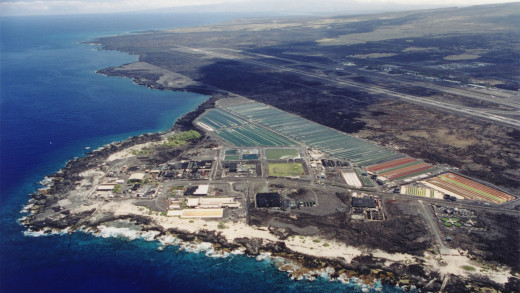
[18,38,519,291]
[19,90,518,292]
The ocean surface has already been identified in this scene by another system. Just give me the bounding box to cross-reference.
[0,13,403,292]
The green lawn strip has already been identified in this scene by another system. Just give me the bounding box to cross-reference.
[268,163,304,177]
[224,155,240,160]
[406,186,428,197]
[266,149,299,160]
[164,130,200,147]
[354,169,374,186]
[407,186,417,196]
[442,177,504,203]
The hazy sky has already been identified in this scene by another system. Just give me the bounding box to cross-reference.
[0,0,517,16]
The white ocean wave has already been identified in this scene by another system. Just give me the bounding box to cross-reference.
[23,227,70,237]
[230,247,246,255]
[206,249,230,258]
[255,252,272,262]
[178,241,229,258]
[180,241,213,253]
[19,203,34,214]
[22,221,382,289]
[337,273,350,284]
[95,225,159,241]
[39,176,53,187]
[157,235,182,246]
[318,267,335,280]
[23,230,48,237]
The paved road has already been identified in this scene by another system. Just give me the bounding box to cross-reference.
[174,46,520,129]
[218,47,520,111]
[418,200,450,255]
[178,176,520,216]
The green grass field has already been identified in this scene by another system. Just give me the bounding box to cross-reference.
[266,148,300,160]
[268,162,304,177]
[224,155,240,160]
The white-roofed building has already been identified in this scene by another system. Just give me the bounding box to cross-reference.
[97,184,115,191]
[128,172,145,182]
[194,184,209,195]
[187,198,200,207]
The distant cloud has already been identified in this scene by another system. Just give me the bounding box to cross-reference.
[355,0,516,5]
[0,0,517,16]
[0,0,247,15]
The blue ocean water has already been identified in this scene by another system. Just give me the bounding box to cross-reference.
[0,13,403,292]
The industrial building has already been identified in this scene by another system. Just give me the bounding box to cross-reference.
[256,192,281,208]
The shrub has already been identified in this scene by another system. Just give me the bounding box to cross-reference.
[164,130,201,147]
[217,221,227,229]
[113,184,122,193]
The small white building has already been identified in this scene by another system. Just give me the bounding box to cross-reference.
[187,198,200,207]
[194,185,209,196]
[128,172,145,182]
[169,202,181,210]
[97,184,115,191]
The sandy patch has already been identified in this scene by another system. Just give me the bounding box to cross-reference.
[317,16,504,46]
[111,62,200,89]
[285,236,363,262]
[77,169,106,192]
[423,250,511,284]
[75,197,514,284]
[106,141,164,162]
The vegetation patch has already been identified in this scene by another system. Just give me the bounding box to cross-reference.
[217,221,227,229]
[266,148,300,160]
[225,149,239,155]
[113,184,122,193]
[164,130,200,147]
[224,155,240,160]
[132,148,152,156]
[268,162,305,177]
